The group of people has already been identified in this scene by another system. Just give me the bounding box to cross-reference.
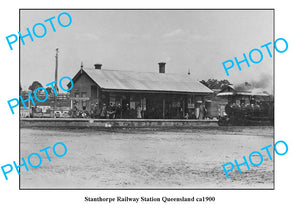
[89,103,143,119]
[69,106,89,118]
[73,102,210,120]
[185,104,208,120]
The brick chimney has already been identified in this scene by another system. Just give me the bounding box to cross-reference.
[158,62,166,73]
[94,64,102,70]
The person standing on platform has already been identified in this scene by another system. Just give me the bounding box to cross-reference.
[199,104,204,120]
[100,103,107,119]
[115,103,122,119]
[136,104,142,119]
[203,105,207,119]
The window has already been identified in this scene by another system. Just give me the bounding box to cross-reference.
[91,86,97,99]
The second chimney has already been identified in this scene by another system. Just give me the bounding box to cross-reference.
[94,64,102,70]
[158,62,166,73]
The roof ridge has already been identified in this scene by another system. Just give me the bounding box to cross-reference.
[84,67,156,74]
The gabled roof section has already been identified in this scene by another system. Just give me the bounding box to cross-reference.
[71,68,213,94]
[217,84,270,96]
[69,69,100,88]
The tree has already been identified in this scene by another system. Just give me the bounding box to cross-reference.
[29,81,43,92]
[200,79,231,90]
[219,79,231,89]
[200,80,208,87]
[46,87,53,94]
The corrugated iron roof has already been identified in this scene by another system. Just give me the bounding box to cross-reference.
[81,68,213,94]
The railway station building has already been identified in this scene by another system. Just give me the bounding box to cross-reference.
[68,63,213,119]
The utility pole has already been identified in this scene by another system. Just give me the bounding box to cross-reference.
[55,48,59,93]
[54,48,59,113]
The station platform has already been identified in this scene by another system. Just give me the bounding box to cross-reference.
[20,118,218,128]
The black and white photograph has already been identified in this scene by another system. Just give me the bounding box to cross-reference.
[2,0,300,217]
[19,9,274,189]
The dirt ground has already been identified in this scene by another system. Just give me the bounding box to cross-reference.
[20,126,274,189]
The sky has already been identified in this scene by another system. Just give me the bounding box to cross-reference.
[20,9,273,92]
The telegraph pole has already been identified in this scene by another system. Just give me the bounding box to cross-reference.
[54,48,59,112]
